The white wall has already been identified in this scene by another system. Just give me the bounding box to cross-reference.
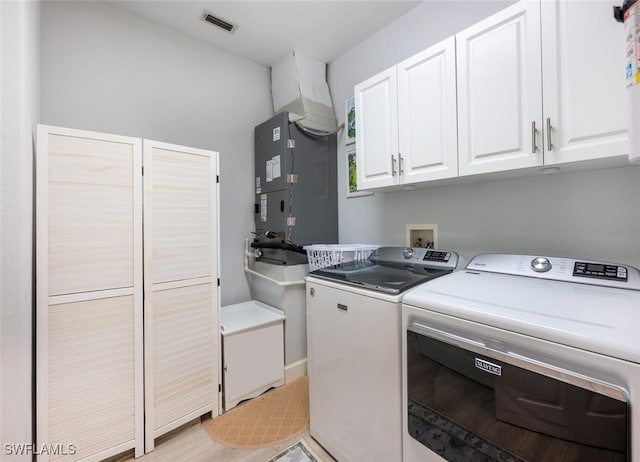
[380,166,640,265]
[1,0,40,459]
[40,1,273,305]
[329,0,640,267]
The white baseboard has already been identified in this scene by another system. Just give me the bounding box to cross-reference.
[284,358,307,383]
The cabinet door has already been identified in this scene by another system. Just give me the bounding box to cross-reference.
[223,324,284,409]
[355,66,399,189]
[541,0,628,165]
[457,1,543,176]
[398,36,458,183]
[36,125,144,461]
[143,140,220,451]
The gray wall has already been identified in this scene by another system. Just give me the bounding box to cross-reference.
[1,0,40,459]
[328,0,640,267]
[40,1,273,305]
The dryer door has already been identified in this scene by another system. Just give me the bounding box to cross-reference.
[406,321,629,461]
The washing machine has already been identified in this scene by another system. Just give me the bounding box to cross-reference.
[402,253,640,462]
[305,247,461,462]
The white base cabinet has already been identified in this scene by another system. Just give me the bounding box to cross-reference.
[36,125,220,461]
[221,301,285,411]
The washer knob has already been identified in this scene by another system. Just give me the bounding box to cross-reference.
[402,248,414,259]
[531,257,552,272]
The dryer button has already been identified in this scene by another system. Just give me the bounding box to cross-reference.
[531,257,552,272]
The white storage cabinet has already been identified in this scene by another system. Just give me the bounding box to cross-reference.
[355,36,458,190]
[457,0,628,176]
[541,0,628,165]
[143,140,220,451]
[355,0,629,186]
[221,301,285,410]
[36,125,145,462]
[36,125,221,461]
[456,1,543,176]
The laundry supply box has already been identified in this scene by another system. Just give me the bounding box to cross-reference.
[221,300,285,410]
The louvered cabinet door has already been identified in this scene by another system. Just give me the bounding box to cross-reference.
[143,140,220,452]
[36,125,144,462]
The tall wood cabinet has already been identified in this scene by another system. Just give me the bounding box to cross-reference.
[36,126,144,462]
[143,140,219,451]
[36,125,220,461]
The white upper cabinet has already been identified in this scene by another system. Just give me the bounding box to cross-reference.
[541,0,628,165]
[355,0,629,187]
[355,37,458,190]
[355,66,399,189]
[398,36,458,183]
[457,0,628,176]
[457,1,543,176]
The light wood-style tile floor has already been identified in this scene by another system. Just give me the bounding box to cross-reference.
[118,417,336,462]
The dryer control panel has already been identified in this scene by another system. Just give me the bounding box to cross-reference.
[466,253,640,290]
[573,262,628,282]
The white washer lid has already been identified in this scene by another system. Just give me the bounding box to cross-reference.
[403,270,640,364]
[221,300,285,336]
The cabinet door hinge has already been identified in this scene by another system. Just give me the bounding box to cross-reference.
[141,166,144,176]
[217,278,220,286]
[218,384,222,392]
[216,175,219,183]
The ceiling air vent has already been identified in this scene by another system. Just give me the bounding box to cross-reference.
[201,11,235,33]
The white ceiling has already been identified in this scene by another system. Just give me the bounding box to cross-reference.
[112,1,422,67]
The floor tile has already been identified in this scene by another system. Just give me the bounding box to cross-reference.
[118,420,337,462]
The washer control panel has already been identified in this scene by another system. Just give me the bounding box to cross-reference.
[466,253,640,290]
[423,250,452,263]
[369,247,460,270]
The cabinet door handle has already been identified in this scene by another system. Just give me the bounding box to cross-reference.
[531,121,538,154]
[399,153,404,175]
[546,117,552,151]
[391,155,397,176]
[337,303,348,311]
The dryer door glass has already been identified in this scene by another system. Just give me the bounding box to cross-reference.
[406,328,629,461]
